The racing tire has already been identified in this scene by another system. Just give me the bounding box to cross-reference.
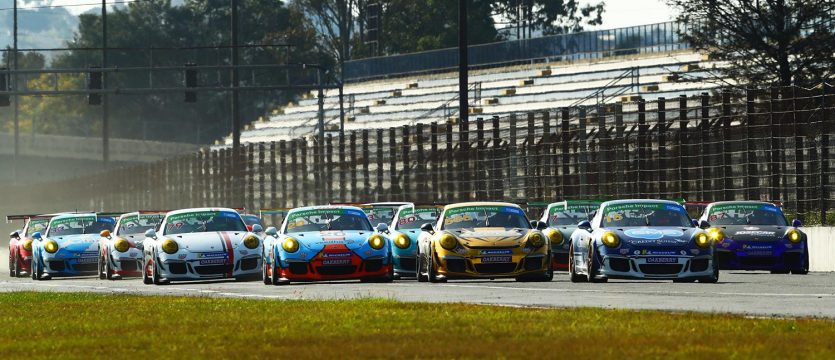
[792,251,809,275]
[14,253,22,278]
[568,244,587,283]
[262,254,271,285]
[544,252,554,281]
[150,254,165,285]
[270,261,286,286]
[31,255,43,281]
[698,257,720,283]
[98,253,107,280]
[587,246,607,283]
[8,249,14,277]
[105,255,113,280]
[142,257,153,285]
[428,249,445,283]
[416,252,429,282]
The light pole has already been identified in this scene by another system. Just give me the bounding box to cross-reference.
[458,0,468,132]
[13,0,19,182]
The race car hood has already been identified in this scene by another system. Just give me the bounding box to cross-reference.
[290,230,376,251]
[606,227,697,247]
[400,229,421,241]
[718,225,790,241]
[166,231,249,252]
[44,234,99,253]
[448,227,528,247]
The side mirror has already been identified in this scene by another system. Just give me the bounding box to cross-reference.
[10,231,20,240]
[32,232,42,240]
[100,229,111,238]
[699,220,711,229]
[577,220,591,232]
[144,229,157,239]
[265,227,279,238]
[376,223,389,233]
[251,224,263,233]
[420,223,435,234]
[691,219,699,227]
[792,219,802,228]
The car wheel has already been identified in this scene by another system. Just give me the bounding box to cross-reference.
[792,250,809,275]
[98,252,107,280]
[151,254,162,285]
[544,252,554,281]
[569,244,586,283]
[14,253,22,278]
[32,255,42,281]
[8,248,15,277]
[587,246,607,283]
[142,256,153,285]
[271,260,285,286]
[262,253,271,285]
[416,251,428,282]
[699,258,720,283]
[428,249,444,283]
[105,255,113,280]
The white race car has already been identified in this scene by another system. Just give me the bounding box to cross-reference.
[141,208,263,284]
[98,212,164,280]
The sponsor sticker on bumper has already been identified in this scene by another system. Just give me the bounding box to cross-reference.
[77,257,98,264]
[199,258,227,265]
[481,256,512,263]
[322,259,352,265]
[645,257,678,264]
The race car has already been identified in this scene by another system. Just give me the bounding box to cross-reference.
[30,213,117,280]
[416,202,552,282]
[7,214,57,277]
[362,202,412,227]
[534,200,602,271]
[568,199,718,283]
[383,204,443,279]
[98,212,164,280]
[240,213,265,235]
[141,208,263,284]
[261,205,394,285]
[696,201,807,274]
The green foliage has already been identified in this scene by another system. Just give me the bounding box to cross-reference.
[491,0,604,36]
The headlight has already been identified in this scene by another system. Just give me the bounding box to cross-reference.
[601,232,620,248]
[368,234,385,250]
[243,235,260,249]
[282,237,300,253]
[528,232,545,248]
[22,239,33,251]
[438,233,458,250]
[114,238,130,253]
[543,228,563,246]
[44,240,59,254]
[707,228,725,243]
[694,233,710,248]
[161,239,179,254]
[394,234,411,249]
[786,229,802,243]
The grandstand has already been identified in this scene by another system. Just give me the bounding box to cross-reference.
[219,22,730,145]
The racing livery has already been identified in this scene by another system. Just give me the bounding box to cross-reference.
[141,208,263,284]
[535,200,602,271]
[697,201,808,274]
[261,205,393,285]
[7,214,56,277]
[30,213,116,280]
[383,204,443,278]
[569,200,718,283]
[98,212,164,280]
[416,202,552,282]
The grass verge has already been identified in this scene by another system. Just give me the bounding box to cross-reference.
[1,291,834,359]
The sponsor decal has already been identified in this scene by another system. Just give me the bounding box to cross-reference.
[50,215,97,228]
[646,257,678,264]
[619,249,630,255]
[178,254,187,259]
[742,244,773,250]
[481,256,512,263]
[322,252,352,258]
[744,226,760,231]
[199,258,227,265]
[76,257,98,264]
[745,251,773,256]
[480,249,512,255]
[624,229,664,240]
[322,259,352,266]
[76,251,98,257]
[735,231,777,236]
[639,249,678,255]
[198,252,228,258]
[445,205,522,216]
[690,249,700,255]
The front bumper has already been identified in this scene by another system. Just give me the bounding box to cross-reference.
[157,254,261,281]
[715,240,806,271]
[436,253,549,279]
[393,247,418,275]
[599,254,715,280]
[551,243,570,271]
[279,253,391,281]
[42,253,99,276]
[109,249,144,277]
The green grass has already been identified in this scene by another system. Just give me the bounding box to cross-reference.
[1,292,834,359]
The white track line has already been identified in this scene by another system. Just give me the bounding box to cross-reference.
[437,284,835,298]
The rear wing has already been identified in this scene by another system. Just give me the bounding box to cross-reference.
[6,213,60,223]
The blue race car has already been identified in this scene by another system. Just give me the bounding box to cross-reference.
[261,205,393,285]
[383,204,443,279]
[31,213,116,280]
[568,199,718,283]
[696,201,807,274]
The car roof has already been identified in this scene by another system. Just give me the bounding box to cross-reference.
[287,205,366,213]
[600,199,683,207]
[165,208,241,217]
[444,202,522,210]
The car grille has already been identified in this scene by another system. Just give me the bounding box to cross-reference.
[639,264,683,275]
[289,262,308,275]
[445,258,467,273]
[168,262,187,274]
[119,260,138,272]
[316,265,356,276]
[524,257,542,271]
[364,259,383,272]
[690,259,709,272]
[239,258,258,271]
[72,263,97,272]
[49,260,66,271]
[194,264,232,275]
[739,257,776,267]
[398,257,416,271]
[474,263,517,274]
[609,258,631,272]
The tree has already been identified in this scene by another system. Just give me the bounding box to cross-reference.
[492,0,604,38]
[668,0,835,86]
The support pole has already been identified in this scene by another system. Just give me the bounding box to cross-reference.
[231,0,241,152]
[102,0,110,166]
[458,0,469,132]
[13,0,19,181]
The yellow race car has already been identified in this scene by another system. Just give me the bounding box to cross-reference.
[416,202,552,282]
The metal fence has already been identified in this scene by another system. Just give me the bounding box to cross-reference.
[2,85,834,224]
[345,21,691,81]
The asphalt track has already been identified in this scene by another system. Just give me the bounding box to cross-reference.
[2,244,835,318]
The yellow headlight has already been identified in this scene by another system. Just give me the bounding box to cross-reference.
[394,234,411,249]
[368,235,385,250]
[694,233,710,248]
[23,239,33,252]
[543,228,563,246]
[44,240,59,254]
[243,235,260,249]
[707,228,725,243]
[601,232,620,248]
[161,239,179,254]
[282,237,300,253]
[438,233,458,250]
[787,229,802,243]
[528,232,545,248]
[114,238,130,253]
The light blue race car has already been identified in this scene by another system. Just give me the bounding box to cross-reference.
[382,204,443,279]
[31,213,116,280]
[261,205,394,285]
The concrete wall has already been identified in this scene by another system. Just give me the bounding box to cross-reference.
[808,227,835,272]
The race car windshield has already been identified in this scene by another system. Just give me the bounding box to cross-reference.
[707,204,788,226]
[164,211,247,235]
[364,207,396,226]
[26,219,49,237]
[442,206,530,230]
[241,215,262,226]
[395,208,441,230]
[47,216,116,237]
[547,206,596,226]
[602,203,691,228]
[285,208,372,233]
[118,215,163,235]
